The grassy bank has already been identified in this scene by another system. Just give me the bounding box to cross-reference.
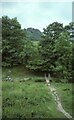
[3,81,65,118]
[2,66,73,118]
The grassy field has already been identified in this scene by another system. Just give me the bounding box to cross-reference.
[2,66,73,118]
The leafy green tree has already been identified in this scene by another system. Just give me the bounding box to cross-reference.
[43,22,63,40]
[72,42,74,82]
[54,31,72,80]
[64,22,74,81]
[31,22,72,81]
[37,22,63,73]
[19,38,34,66]
[64,22,74,41]
[64,22,74,30]
[2,16,25,66]
[26,41,43,71]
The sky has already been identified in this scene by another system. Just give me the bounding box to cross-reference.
[0,1,73,31]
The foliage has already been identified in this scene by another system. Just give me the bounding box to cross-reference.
[43,22,63,40]
[19,38,34,66]
[2,16,25,66]
[36,22,64,73]
[2,16,73,82]
[53,31,72,79]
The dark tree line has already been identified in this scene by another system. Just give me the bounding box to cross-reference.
[2,16,74,82]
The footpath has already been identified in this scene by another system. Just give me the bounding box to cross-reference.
[45,75,74,120]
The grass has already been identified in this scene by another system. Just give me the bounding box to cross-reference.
[2,66,73,118]
[53,83,73,116]
[2,81,65,118]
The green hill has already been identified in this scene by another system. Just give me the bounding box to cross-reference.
[26,28,43,41]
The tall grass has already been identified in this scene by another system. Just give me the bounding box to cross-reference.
[2,81,65,118]
[2,66,73,118]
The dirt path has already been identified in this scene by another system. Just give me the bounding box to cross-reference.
[45,77,74,120]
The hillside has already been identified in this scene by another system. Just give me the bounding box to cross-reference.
[26,28,43,41]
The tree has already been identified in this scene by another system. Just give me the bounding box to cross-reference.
[54,31,72,80]
[19,38,34,66]
[64,22,74,41]
[43,22,63,40]
[2,16,25,66]
[37,22,63,74]
[31,22,72,81]
[26,40,43,71]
